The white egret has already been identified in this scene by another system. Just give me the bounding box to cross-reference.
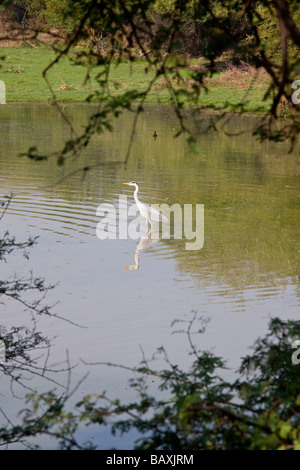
[123,181,168,230]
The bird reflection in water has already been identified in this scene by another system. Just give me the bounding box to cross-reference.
[124,231,163,271]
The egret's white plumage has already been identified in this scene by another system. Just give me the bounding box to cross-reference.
[123,181,168,229]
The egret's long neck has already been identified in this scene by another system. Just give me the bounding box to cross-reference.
[133,185,139,205]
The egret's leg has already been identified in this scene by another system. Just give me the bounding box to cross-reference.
[144,219,151,236]
[147,219,153,236]
[145,218,150,235]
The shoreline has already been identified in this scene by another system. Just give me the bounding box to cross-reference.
[1,100,268,120]
[0,45,273,115]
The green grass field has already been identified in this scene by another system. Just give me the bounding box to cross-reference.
[0,44,271,113]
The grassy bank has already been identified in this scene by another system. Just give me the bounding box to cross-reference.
[0,44,271,112]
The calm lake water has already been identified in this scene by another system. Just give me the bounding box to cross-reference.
[1,103,300,449]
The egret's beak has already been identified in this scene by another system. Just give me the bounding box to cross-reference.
[123,182,130,185]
